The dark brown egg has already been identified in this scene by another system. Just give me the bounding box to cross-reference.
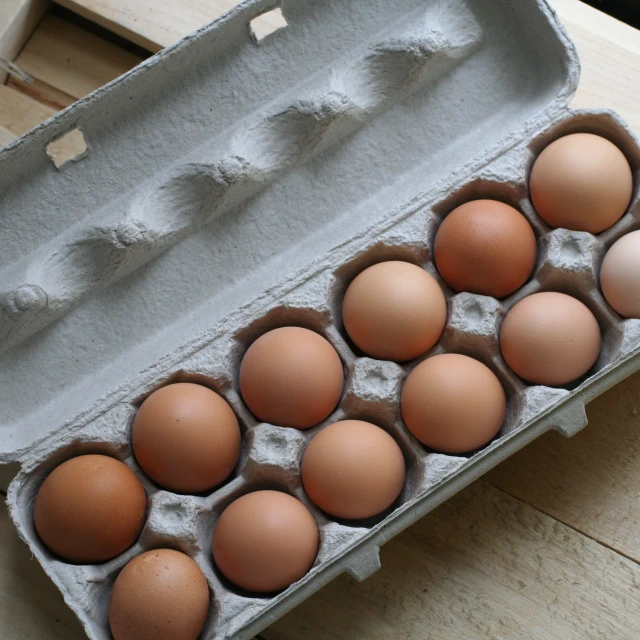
[33,454,147,563]
[434,200,537,299]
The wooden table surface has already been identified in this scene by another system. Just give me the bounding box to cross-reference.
[2,0,640,638]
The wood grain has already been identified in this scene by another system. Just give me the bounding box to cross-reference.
[0,83,56,136]
[264,480,640,640]
[8,14,143,106]
[54,0,291,52]
[486,372,640,562]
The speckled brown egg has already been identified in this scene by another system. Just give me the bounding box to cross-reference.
[132,383,241,494]
[434,200,537,299]
[301,420,406,520]
[33,454,147,564]
[212,490,318,593]
[530,133,633,233]
[239,327,344,429]
[500,291,602,386]
[109,549,210,640]
[401,354,506,453]
[342,261,447,362]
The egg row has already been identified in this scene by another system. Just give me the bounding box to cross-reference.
[32,146,640,556]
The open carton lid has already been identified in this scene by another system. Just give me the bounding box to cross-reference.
[0,0,578,462]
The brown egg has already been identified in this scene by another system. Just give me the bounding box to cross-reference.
[239,327,343,429]
[342,261,447,361]
[132,383,241,494]
[600,230,640,318]
[434,200,537,298]
[109,549,209,640]
[530,133,633,234]
[500,292,601,386]
[33,455,146,563]
[212,490,318,593]
[401,354,506,453]
[301,420,405,519]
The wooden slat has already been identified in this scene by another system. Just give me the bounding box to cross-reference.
[0,499,85,639]
[8,13,143,106]
[0,0,48,83]
[264,480,640,639]
[6,75,76,111]
[0,84,56,136]
[53,0,286,52]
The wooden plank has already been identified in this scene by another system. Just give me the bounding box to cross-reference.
[486,371,640,563]
[53,0,286,52]
[264,480,640,639]
[0,498,85,639]
[0,84,56,137]
[6,75,76,111]
[0,0,49,83]
[8,13,144,104]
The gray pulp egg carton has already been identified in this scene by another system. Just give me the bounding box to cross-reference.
[2,0,640,637]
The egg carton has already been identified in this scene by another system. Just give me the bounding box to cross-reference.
[3,0,640,638]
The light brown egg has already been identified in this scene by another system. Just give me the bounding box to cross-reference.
[530,133,633,234]
[401,354,506,453]
[109,549,210,640]
[342,261,447,362]
[33,454,147,563]
[434,200,537,299]
[301,420,406,520]
[239,327,343,429]
[212,490,318,593]
[600,230,640,318]
[132,383,241,494]
[500,292,601,386]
